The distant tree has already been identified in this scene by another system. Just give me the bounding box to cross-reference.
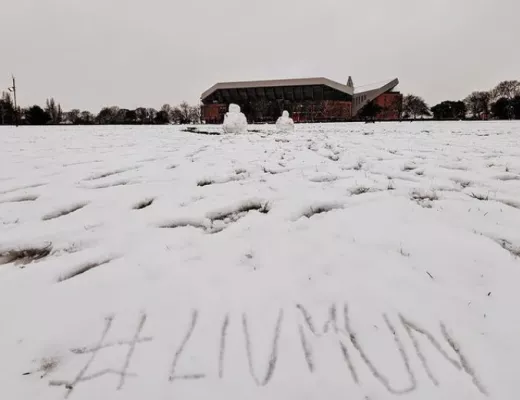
[491,81,520,119]
[25,105,51,125]
[464,91,491,119]
[429,103,444,120]
[493,80,520,101]
[491,98,511,119]
[171,107,183,124]
[431,101,466,120]
[135,107,147,124]
[115,108,130,124]
[66,109,82,124]
[58,104,63,124]
[0,92,15,125]
[45,98,55,122]
[124,109,137,124]
[403,95,430,119]
[80,111,95,124]
[146,108,157,124]
[45,98,62,124]
[514,95,520,119]
[451,101,467,119]
[95,107,110,124]
[160,104,173,123]
[358,100,383,121]
[188,106,201,124]
[179,101,190,124]
[96,106,119,124]
[155,110,170,124]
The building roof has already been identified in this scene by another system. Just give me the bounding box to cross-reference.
[354,78,399,94]
[352,78,400,115]
[201,77,354,101]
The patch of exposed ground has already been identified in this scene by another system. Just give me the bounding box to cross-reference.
[0,244,53,266]
[301,202,344,219]
[42,202,89,221]
[159,200,270,234]
[0,194,39,204]
[133,198,155,210]
[410,189,438,208]
[197,173,247,187]
[88,180,132,189]
[84,166,139,181]
[57,258,114,282]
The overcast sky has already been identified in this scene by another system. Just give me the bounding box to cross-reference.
[1,0,519,111]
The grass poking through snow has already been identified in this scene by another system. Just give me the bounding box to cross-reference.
[133,198,154,210]
[469,192,489,201]
[0,244,53,266]
[42,202,88,221]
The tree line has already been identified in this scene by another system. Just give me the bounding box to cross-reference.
[360,80,520,121]
[1,79,519,125]
[0,97,201,125]
[430,80,520,120]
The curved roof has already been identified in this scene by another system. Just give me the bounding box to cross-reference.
[201,77,353,101]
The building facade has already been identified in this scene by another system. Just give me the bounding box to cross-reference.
[201,76,401,124]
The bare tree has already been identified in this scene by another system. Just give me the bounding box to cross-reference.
[403,95,430,119]
[464,91,491,119]
[160,104,173,121]
[135,107,147,124]
[116,108,130,124]
[0,92,15,125]
[492,81,520,119]
[45,98,62,124]
[96,106,119,124]
[188,106,201,124]
[171,107,183,124]
[157,104,172,124]
[80,111,94,124]
[67,109,81,124]
[146,108,157,124]
[179,101,190,124]
[493,80,520,101]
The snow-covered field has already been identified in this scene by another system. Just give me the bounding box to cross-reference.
[1,122,520,400]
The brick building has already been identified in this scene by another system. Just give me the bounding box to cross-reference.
[201,76,402,123]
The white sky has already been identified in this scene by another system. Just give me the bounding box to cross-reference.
[1,0,519,111]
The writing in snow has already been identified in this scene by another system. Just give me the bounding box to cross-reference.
[43,303,488,398]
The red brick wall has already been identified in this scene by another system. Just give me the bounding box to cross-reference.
[374,92,402,120]
[322,100,352,120]
[292,101,352,123]
[202,104,227,124]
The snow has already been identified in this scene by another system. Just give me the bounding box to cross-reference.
[1,121,520,400]
[276,110,294,133]
[222,103,248,134]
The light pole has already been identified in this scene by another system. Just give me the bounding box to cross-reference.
[8,75,18,127]
[12,75,18,127]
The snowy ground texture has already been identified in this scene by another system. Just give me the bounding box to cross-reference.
[1,122,520,400]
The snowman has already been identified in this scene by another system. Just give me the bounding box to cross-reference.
[223,103,248,134]
[276,110,294,133]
